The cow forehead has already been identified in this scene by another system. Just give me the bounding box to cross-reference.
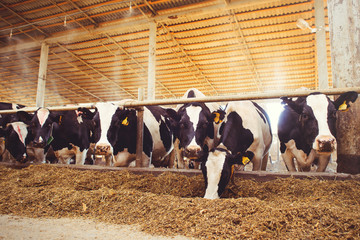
[36,108,50,127]
[96,103,119,119]
[184,106,203,125]
[306,94,329,112]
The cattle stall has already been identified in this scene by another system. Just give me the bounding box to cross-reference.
[1,0,360,238]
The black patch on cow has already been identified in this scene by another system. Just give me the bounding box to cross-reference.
[220,112,253,154]
[110,109,153,158]
[146,106,175,152]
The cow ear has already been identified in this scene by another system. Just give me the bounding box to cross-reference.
[16,111,33,124]
[334,91,358,112]
[281,97,303,114]
[212,109,226,124]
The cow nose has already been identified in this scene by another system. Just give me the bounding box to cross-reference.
[316,136,336,153]
[33,138,46,148]
[95,144,111,155]
[184,146,201,158]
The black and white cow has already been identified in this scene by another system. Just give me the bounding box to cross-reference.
[0,121,30,163]
[173,88,220,168]
[78,102,176,167]
[27,108,93,164]
[0,103,28,162]
[277,91,358,172]
[199,101,272,199]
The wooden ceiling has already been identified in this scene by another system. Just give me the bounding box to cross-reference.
[0,0,330,107]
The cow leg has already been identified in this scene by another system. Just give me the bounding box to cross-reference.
[316,154,331,172]
[174,139,185,169]
[113,151,136,167]
[282,150,296,171]
[75,148,88,165]
[260,152,270,171]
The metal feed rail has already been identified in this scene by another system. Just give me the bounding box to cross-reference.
[0,87,359,114]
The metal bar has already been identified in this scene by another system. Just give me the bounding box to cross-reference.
[136,88,145,167]
[0,87,359,114]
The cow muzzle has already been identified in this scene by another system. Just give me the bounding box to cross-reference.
[314,135,336,153]
[33,137,46,148]
[184,146,202,159]
[95,143,112,155]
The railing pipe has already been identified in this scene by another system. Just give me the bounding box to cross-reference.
[0,87,359,114]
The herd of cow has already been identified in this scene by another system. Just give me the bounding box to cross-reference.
[0,89,358,199]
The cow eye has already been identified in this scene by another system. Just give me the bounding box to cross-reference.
[302,113,308,120]
[180,123,186,129]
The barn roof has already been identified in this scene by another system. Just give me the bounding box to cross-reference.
[0,0,330,106]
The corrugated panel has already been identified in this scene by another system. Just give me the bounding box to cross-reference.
[0,0,332,106]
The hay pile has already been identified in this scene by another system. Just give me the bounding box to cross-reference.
[0,165,359,239]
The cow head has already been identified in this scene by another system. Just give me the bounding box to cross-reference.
[200,147,253,199]
[0,122,29,162]
[174,102,219,162]
[281,91,358,154]
[78,103,136,157]
[29,108,62,148]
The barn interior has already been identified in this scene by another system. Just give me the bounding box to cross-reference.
[0,0,359,169]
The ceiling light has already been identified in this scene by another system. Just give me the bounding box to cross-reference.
[296,18,317,33]
[64,16,67,27]
[9,29,13,38]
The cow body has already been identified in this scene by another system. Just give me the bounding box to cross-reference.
[278,92,358,172]
[28,108,92,164]
[173,88,220,168]
[79,102,176,167]
[200,101,272,199]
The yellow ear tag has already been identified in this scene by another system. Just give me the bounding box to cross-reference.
[122,117,129,126]
[59,115,62,125]
[242,156,250,165]
[214,112,222,124]
[338,101,349,112]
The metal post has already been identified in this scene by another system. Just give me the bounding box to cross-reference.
[36,42,49,107]
[136,87,145,167]
[328,0,360,174]
[314,0,328,90]
[147,21,156,100]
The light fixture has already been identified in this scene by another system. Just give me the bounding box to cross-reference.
[296,18,329,33]
[296,18,316,33]
[129,0,133,13]
[9,29,13,38]
[64,16,67,27]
